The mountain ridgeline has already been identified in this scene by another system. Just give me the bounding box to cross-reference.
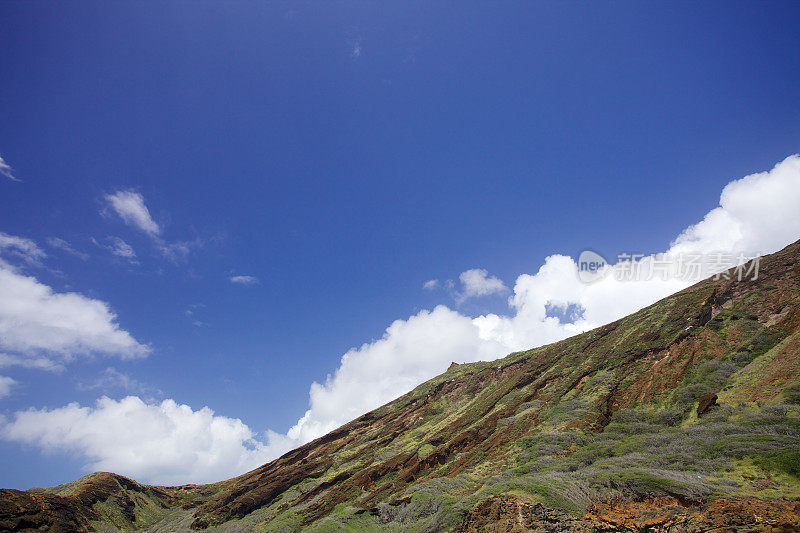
[3,240,800,532]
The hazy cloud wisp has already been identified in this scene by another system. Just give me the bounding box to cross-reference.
[0,154,19,181]
[104,190,161,236]
[47,238,89,261]
[230,275,259,286]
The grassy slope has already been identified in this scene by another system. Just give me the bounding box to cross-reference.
[2,240,799,532]
[185,241,800,532]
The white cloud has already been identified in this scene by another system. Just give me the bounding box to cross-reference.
[230,275,259,286]
[158,240,191,263]
[104,190,161,237]
[78,367,150,394]
[0,232,46,266]
[185,305,207,327]
[0,263,149,362]
[260,154,800,460]
[102,190,203,263]
[0,396,271,485]
[669,155,800,257]
[351,39,362,58]
[0,233,146,381]
[0,353,64,373]
[47,238,89,261]
[471,255,688,352]
[106,237,137,260]
[278,306,508,446]
[3,155,799,484]
[0,154,20,181]
[457,268,507,303]
[0,376,16,399]
[423,279,439,290]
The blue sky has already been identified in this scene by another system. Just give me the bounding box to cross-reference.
[1,2,799,488]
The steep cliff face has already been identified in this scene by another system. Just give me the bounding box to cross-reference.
[2,240,800,532]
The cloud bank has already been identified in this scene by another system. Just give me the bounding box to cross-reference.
[266,154,800,465]
[0,244,150,375]
[2,155,799,484]
[0,267,149,362]
[0,397,270,485]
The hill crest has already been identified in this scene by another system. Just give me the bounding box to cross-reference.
[2,239,800,532]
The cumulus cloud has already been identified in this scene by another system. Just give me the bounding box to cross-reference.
[0,262,149,362]
[0,376,16,399]
[669,155,800,257]
[0,233,145,377]
[230,275,259,286]
[47,237,89,261]
[104,190,161,237]
[0,309,506,482]
[0,154,20,181]
[277,306,508,446]
[0,396,271,485]
[3,155,799,484]
[457,268,507,303]
[261,154,800,459]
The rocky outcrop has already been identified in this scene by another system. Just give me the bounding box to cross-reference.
[587,496,800,532]
[456,495,800,533]
[454,495,593,532]
[696,392,718,416]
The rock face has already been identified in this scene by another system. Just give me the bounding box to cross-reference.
[455,495,800,532]
[0,488,96,532]
[586,497,800,532]
[454,495,592,532]
[696,392,718,416]
[2,239,800,531]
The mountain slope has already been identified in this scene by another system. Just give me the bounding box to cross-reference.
[3,240,800,532]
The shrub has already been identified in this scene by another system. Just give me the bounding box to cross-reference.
[752,448,800,479]
[782,384,800,404]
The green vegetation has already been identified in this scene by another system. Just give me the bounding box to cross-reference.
[7,243,800,532]
[249,265,800,531]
